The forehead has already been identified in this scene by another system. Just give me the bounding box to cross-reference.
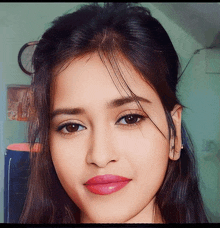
[51,53,161,109]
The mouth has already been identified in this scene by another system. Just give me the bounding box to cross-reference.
[84,174,131,195]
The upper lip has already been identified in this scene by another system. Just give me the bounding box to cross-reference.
[85,174,131,185]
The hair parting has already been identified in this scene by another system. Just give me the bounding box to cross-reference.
[19,2,209,223]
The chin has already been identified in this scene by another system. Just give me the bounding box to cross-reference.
[81,208,142,223]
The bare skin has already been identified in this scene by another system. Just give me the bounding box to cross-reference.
[49,53,182,223]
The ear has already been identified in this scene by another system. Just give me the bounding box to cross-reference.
[169,104,182,161]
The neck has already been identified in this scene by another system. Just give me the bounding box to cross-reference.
[153,203,164,223]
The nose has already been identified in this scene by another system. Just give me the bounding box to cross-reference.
[86,127,119,168]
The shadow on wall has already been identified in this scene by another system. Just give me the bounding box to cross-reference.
[210,31,220,48]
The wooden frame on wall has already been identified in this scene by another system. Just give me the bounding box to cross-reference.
[7,85,33,121]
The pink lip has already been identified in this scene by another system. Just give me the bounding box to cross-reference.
[84,174,131,195]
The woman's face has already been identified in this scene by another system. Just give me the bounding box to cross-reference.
[50,53,182,223]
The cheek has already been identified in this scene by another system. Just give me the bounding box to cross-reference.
[128,138,169,204]
[49,134,85,187]
[125,138,169,171]
[116,126,170,185]
[49,135,87,207]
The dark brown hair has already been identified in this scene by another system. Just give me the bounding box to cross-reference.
[19,3,208,223]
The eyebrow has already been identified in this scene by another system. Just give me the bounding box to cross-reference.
[51,108,85,120]
[51,96,151,120]
[107,96,151,108]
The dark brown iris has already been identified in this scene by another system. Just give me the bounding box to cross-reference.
[124,115,139,124]
[66,124,79,132]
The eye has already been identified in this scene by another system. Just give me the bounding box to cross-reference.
[57,122,86,134]
[116,114,145,125]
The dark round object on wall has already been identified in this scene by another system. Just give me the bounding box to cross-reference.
[18,41,38,76]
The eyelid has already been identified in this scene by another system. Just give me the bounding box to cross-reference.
[56,120,86,134]
[116,109,147,120]
[116,109,148,124]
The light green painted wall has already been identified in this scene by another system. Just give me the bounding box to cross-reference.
[180,50,220,222]
[144,4,220,222]
[0,3,85,223]
[0,2,219,223]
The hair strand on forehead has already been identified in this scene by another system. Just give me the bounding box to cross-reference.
[19,2,209,224]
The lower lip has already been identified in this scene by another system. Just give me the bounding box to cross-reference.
[85,181,130,195]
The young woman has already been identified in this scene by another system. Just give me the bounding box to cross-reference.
[19,3,209,223]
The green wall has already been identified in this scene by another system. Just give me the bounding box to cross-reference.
[145,3,220,222]
[0,3,85,223]
[0,2,219,223]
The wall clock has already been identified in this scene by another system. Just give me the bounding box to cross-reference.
[18,41,38,76]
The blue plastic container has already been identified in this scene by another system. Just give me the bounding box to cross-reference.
[4,144,31,223]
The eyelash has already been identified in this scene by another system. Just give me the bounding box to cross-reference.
[116,114,146,126]
[57,122,86,134]
[56,113,147,135]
